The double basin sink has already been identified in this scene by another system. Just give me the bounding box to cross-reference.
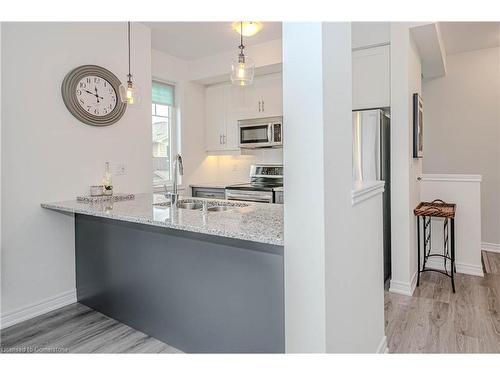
[155,199,249,212]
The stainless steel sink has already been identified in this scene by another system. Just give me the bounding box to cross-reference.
[177,202,203,210]
[207,206,233,212]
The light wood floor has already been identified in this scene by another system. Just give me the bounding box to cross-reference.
[385,251,500,353]
[0,303,181,353]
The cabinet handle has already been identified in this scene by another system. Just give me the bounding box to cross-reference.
[223,135,226,144]
[258,101,261,112]
[262,100,264,111]
[219,135,222,144]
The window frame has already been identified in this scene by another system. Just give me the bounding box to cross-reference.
[151,78,179,192]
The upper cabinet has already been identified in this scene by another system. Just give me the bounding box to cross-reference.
[205,84,229,152]
[352,45,390,110]
[205,73,283,153]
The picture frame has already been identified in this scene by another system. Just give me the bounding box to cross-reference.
[413,93,423,158]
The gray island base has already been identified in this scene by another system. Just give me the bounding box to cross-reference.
[75,214,284,353]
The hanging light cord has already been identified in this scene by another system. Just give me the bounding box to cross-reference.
[127,21,132,84]
[238,21,245,63]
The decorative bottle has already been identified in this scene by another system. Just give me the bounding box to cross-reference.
[102,162,113,196]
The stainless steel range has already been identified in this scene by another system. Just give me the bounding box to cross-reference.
[225,164,283,204]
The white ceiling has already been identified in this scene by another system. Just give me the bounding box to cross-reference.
[439,22,500,55]
[142,22,282,60]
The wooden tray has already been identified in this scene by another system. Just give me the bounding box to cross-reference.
[414,199,456,219]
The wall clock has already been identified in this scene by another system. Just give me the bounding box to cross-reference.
[61,65,127,126]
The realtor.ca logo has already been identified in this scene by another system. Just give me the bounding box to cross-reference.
[1,346,69,353]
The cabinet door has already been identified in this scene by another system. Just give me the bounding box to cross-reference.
[352,45,390,110]
[258,74,283,117]
[225,85,249,149]
[205,85,227,151]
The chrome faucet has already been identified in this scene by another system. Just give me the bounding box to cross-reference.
[164,154,183,206]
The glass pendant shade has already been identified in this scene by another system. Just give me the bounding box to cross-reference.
[119,80,141,105]
[230,56,255,86]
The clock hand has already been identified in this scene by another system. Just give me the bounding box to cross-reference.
[94,87,100,103]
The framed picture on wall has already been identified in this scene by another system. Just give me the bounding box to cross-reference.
[413,93,423,158]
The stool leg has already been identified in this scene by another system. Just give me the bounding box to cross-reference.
[451,218,456,293]
[417,216,421,287]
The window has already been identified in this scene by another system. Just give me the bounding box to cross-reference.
[152,81,176,188]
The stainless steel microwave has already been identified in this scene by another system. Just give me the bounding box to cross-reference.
[238,116,283,149]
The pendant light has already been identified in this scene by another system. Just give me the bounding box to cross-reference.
[119,21,141,105]
[230,21,255,86]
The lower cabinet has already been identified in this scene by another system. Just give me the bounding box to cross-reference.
[192,187,226,199]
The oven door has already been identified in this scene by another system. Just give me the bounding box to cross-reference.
[225,189,274,203]
[239,123,272,148]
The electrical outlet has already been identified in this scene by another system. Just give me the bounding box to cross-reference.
[112,163,127,176]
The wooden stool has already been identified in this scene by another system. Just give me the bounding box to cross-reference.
[414,199,457,293]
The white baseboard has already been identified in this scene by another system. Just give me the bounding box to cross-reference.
[482,242,500,254]
[1,289,77,329]
[389,271,417,296]
[425,258,484,277]
[376,335,389,353]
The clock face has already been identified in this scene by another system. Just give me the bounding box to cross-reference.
[75,75,118,117]
[62,65,126,126]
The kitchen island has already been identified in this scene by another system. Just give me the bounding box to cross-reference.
[42,194,284,353]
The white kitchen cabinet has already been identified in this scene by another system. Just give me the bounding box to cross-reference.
[352,45,390,110]
[205,73,283,153]
[205,84,227,152]
[237,73,283,118]
[255,74,283,118]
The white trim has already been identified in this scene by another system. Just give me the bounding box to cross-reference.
[482,242,500,253]
[1,289,77,329]
[376,335,389,353]
[418,174,482,183]
[351,181,385,206]
[389,271,417,296]
[352,41,391,52]
[424,258,484,277]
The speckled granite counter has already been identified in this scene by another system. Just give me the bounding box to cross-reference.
[42,193,283,246]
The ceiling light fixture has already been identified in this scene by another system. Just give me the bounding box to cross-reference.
[232,21,263,37]
[119,21,141,105]
[230,21,255,87]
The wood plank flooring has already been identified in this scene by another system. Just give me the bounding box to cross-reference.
[0,303,181,353]
[385,251,500,353]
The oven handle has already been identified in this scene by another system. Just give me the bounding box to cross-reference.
[226,193,272,203]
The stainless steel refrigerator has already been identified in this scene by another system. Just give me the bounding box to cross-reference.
[352,109,391,282]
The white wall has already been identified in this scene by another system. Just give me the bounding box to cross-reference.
[1,22,152,316]
[422,47,500,246]
[389,23,423,296]
[283,22,385,353]
[283,22,326,352]
[322,23,385,353]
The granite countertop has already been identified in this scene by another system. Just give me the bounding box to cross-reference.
[41,193,283,246]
